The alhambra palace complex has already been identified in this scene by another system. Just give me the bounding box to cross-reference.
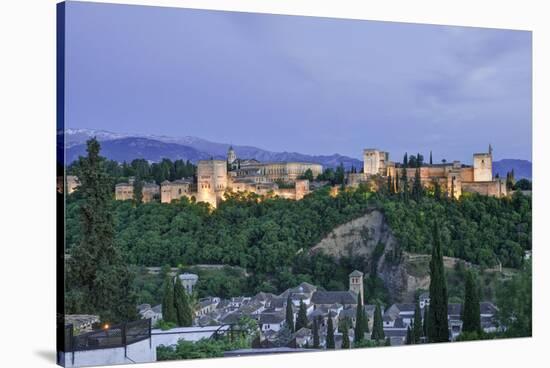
[110,144,506,207]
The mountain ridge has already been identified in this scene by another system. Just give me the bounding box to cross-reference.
[64,128,532,178]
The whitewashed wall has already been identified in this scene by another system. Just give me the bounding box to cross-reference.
[60,338,155,367]
[151,325,230,349]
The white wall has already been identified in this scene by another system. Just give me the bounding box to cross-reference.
[151,325,230,349]
[60,338,155,367]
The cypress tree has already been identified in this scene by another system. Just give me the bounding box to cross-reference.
[296,299,309,331]
[133,176,143,204]
[401,166,409,202]
[395,172,400,193]
[450,176,456,200]
[412,301,423,344]
[67,138,136,322]
[428,220,449,343]
[371,303,385,340]
[354,294,364,343]
[434,181,442,201]
[462,271,481,334]
[403,153,408,167]
[422,305,430,342]
[313,317,320,348]
[174,278,193,326]
[342,325,350,349]
[364,307,370,333]
[412,167,423,201]
[161,276,176,323]
[430,151,433,165]
[406,326,412,345]
[326,312,335,349]
[285,297,295,333]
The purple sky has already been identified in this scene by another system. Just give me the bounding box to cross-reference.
[64,1,532,163]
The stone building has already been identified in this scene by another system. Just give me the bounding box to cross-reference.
[348,270,364,303]
[115,146,320,208]
[115,182,134,201]
[66,175,80,194]
[115,181,159,203]
[196,159,228,208]
[350,145,507,199]
[227,145,237,165]
[160,179,193,203]
[233,161,323,183]
[142,183,160,203]
[178,273,199,294]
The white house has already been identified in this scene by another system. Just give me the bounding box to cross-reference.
[259,313,286,332]
[136,304,162,325]
[178,273,198,294]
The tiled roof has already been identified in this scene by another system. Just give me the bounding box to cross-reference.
[396,303,416,313]
[259,313,285,324]
[480,302,497,315]
[311,291,357,305]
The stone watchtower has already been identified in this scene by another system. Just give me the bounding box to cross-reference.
[363,149,381,175]
[227,145,237,165]
[349,270,364,303]
[473,144,493,182]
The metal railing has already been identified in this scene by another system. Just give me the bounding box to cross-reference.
[64,319,151,352]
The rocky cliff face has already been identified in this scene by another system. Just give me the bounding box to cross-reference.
[310,210,430,303]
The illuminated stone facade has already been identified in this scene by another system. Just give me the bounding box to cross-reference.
[197,159,228,208]
[233,161,322,182]
[115,181,159,203]
[351,145,506,199]
[67,175,80,194]
[160,179,193,203]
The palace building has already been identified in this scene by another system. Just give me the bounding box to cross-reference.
[155,147,322,208]
[113,143,507,207]
[348,145,507,198]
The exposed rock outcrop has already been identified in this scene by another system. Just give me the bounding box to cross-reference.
[310,210,422,303]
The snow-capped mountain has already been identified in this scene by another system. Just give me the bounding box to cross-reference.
[63,129,532,179]
[64,128,363,168]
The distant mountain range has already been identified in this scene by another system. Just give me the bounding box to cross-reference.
[493,159,532,180]
[64,128,532,179]
[64,129,363,169]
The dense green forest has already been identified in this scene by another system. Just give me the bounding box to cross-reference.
[68,157,196,185]
[66,177,531,301]
[378,191,531,268]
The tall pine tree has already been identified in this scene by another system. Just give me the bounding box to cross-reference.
[133,177,143,204]
[285,297,295,333]
[313,317,320,348]
[174,278,193,327]
[434,181,442,201]
[428,220,449,343]
[295,300,309,331]
[371,303,385,340]
[412,301,423,344]
[326,312,335,349]
[462,271,481,334]
[161,276,176,323]
[422,305,430,342]
[401,166,409,202]
[67,138,136,322]
[342,325,350,349]
[354,293,364,343]
[406,326,412,345]
[412,167,423,201]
